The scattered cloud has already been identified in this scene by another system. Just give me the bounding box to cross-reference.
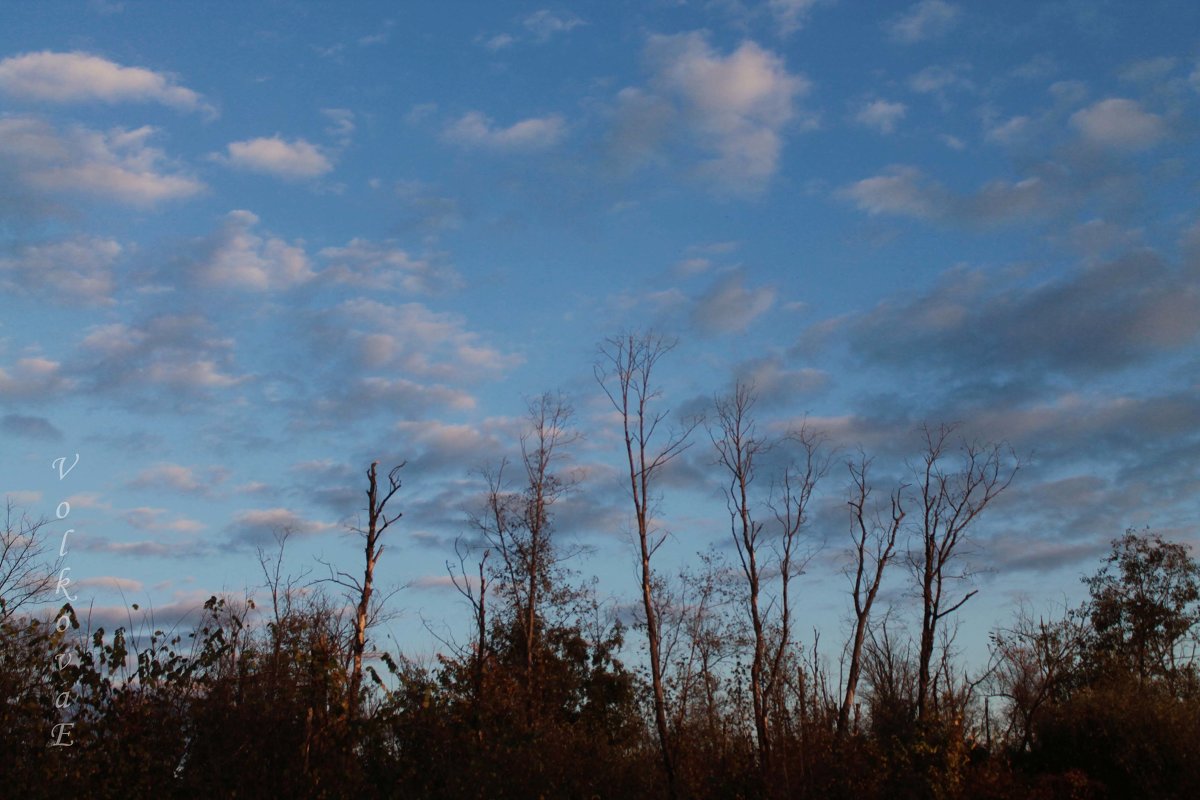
[392,419,508,475]
[0,413,64,441]
[227,507,337,547]
[854,99,907,134]
[191,210,314,290]
[984,114,1032,146]
[4,490,43,507]
[0,50,213,115]
[887,0,961,44]
[940,133,966,150]
[301,377,476,432]
[523,9,586,41]
[481,33,515,52]
[318,239,462,293]
[411,574,465,592]
[0,116,204,206]
[219,136,334,179]
[691,270,777,334]
[286,298,520,429]
[310,299,520,383]
[73,575,144,593]
[908,64,973,95]
[321,108,355,146]
[1070,98,1166,151]
[1118,57,1177,85]
[123,506,205,533]
[127,462,229,495]
[837,251,1200,379]
[768,0,823,35]
[0,236,121,305]
[0,357,74,399]
[839,165,943,219]
[393,180,464,233]
[612,32,812,193]
[839,164,1066,226]
[443,111,567,151]
[731,355,828,407]
[76,314,246,398]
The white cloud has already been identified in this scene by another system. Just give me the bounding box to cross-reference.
[127,462,228,495]
[523,9,586,40]
[940,133,966,150]
[229,508,336,545]
[768,0,822,34]
[691,271,777,334]
[1118,57,1177,84]
[840,165,941,219]
[0,357,74,398]
[74,576,144,593]
[0,116,204,206]
[887,0,961,44]
[618,32,811,194]
[194,210,314,290]
[985,114,1032,146]
[1049,79,1088,106]
[443,111,566,151]
[733,356,828,407]
[0,51,212,114]
[123,506,204,533]
[329,299,521,381]
[318,238,462,293]
[908,64,973,94]
[321,108,355,146]
[482,33,515,51]
[854,99,907,134]
[839,165,1058,225]
[0,236,121,305]
[1069,98,1166,151]
[221,136,333,179]
[78,314,245,396]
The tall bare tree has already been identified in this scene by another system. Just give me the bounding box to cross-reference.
[469,392,578,701]
[517,392,578,687]
[911,424,1018,720]
[325,461,404,721]
[838,454,905,736]
[710,382,824,770]
[596,332,695,799]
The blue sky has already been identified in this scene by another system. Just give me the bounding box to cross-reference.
[2,0,1199,663]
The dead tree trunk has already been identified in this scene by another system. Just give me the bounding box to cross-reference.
[345,461,404,721]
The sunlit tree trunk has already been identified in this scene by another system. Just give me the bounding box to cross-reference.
[597,332,695,799]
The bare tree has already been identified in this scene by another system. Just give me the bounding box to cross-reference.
[446,535,491,738]
[910,424,1019,720]
[596,331,696,799]
[517,392,578,688]
[324,461,404,720]
[256,527,312,657]
[710,381,773,767]
[767,428,825,754]
[0,499,59,621]
[710,382,825,770]
[839,454,905,736]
